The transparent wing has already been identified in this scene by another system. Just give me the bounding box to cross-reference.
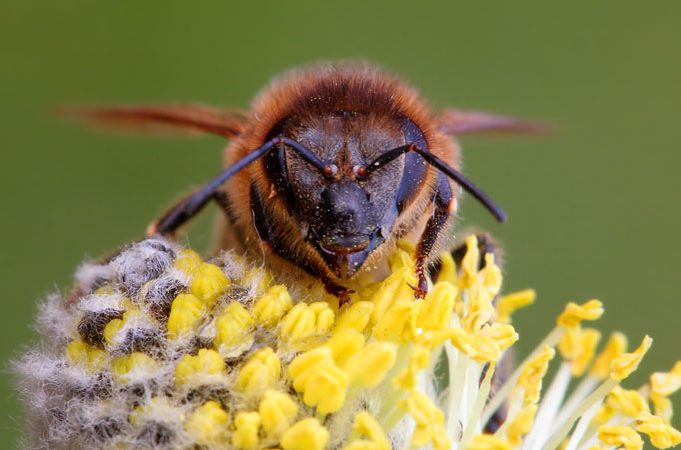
[437,109,551,136]
[62,104,249,138]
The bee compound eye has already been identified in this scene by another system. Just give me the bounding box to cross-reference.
[323,164,338,178]
[353,164,368,179]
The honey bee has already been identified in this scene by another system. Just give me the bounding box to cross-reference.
[75,62,542,300]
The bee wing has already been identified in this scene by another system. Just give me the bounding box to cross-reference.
[62,104,249,138]
[436,109,552,136]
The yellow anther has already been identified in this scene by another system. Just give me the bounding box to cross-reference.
[309,301,335,332]
[435,251,457,286]
[235,347,281,393]
[190,262,230,307]
[606,386,650,417]
[467,336,501,364]
[372,301,416,342]
[370,267,416,324]
[280,303,316,343]
[465,434,512,450]
[373,298,418,342]
[94,284,114,295]
[174,248,203,275]
[416,282,456,331]
[65,339,107,371]
[102,313,126,345]
[175,348,227,388]
[232,411,261,450]
[342,411,390,450]
[650,361,681,396]
[506,403,537,447]
[166,293,205,339]
[334,301,374,333]
[184,401,229,446]
[418,329,458,350]
[462,285,495,333]
[556,299,604,328]
[460,235,480,288]
[496,289,536,324]
[325,328,366,367]
[558,327,601,376]
[288,347,333,390]
[354,411,389,445]
[449,327,501,363]
[636,411,681,449]
[394,344,430,390]
[479,253,502,296]
[346,342,397,388]
[517,345,555,404]
[402,391,451,450]
[593,404,616,425]
[259,390,299,438]
[591,332,628,379]
[396,238,416,256]
[280,418,329,450]
[598,425,643,450]
[389,242,415,273]
[288,347,348,414]
[300,362,347,414]
[650,393,673,424]
[101,307,142,346]
[253,285,293,327]
[214,301,254,349]
[111,352,158,384]
[355,281,381,304]
[280,301,335,346]
[480,322,518,351]
[129,401,147,426]
[610,335,652,381]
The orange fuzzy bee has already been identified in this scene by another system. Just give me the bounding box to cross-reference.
[75,62,542,300]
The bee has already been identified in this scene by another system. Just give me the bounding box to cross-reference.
[74,62,542,300]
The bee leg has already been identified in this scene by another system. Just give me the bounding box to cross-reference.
[322,280,353,307]
[413,172,453,299]
[147,188,218,236]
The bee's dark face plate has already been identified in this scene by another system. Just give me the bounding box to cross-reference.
[265,113,425,279]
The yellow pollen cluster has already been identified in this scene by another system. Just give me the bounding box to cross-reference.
[236,347,281,393]
[175,348,227,389]
[15,236,681,450]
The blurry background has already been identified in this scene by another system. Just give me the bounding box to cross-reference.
[1,1,680,445]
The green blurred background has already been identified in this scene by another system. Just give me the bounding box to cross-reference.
[1,1,680,446]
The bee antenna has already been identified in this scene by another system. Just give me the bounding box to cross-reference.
[152,137,327,234]
[367,144,507,223]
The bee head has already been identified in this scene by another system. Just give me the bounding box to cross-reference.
[267,113,424,279]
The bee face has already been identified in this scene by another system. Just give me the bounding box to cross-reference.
[275,113,407,278]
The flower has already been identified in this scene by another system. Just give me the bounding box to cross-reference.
[14,236,681,449]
